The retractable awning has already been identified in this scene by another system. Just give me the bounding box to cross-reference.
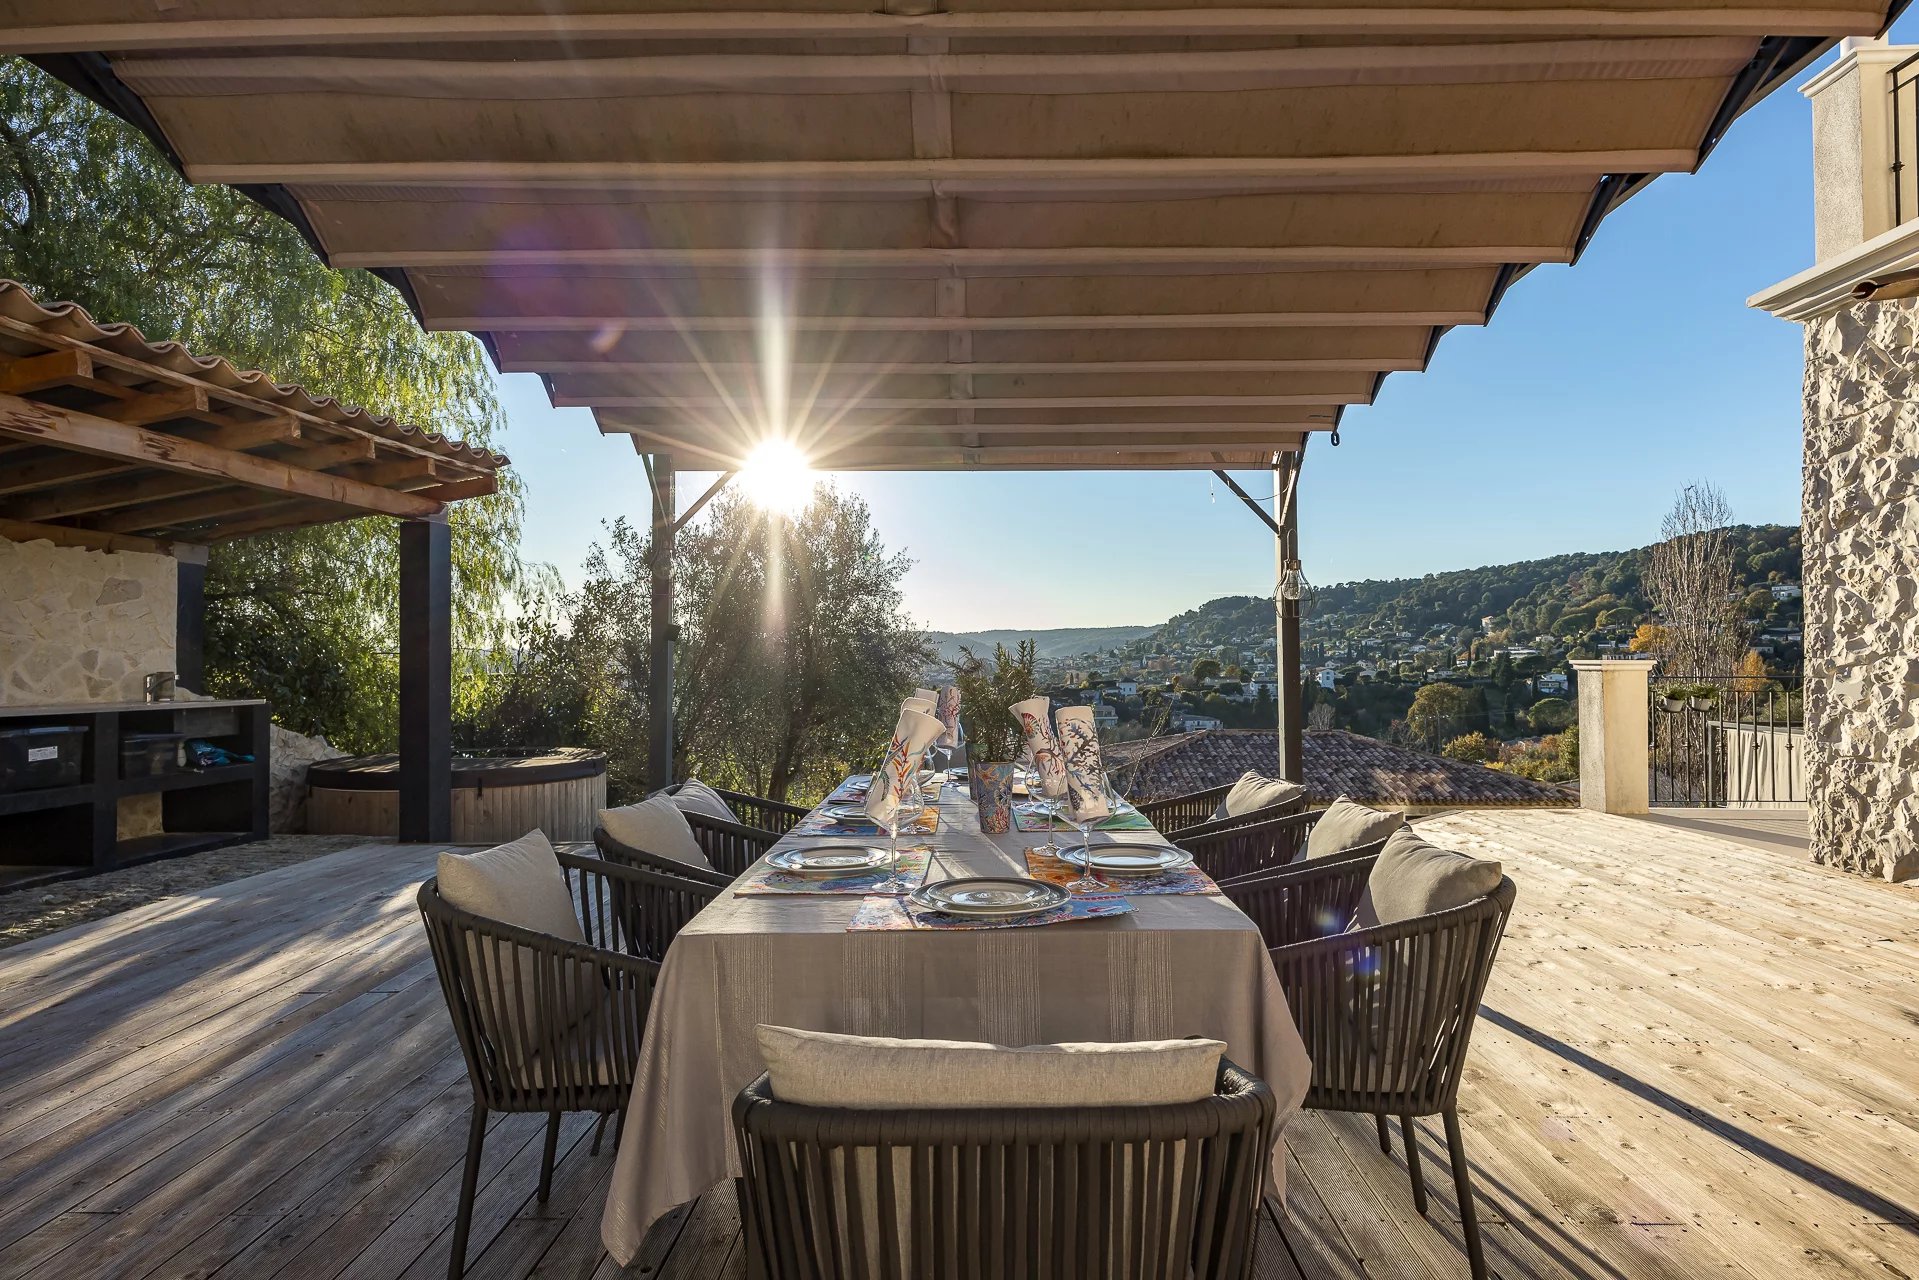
[7,0,1897,471]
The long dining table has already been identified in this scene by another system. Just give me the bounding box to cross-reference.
[600,777,1313,1265]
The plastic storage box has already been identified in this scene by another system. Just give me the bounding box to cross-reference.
[121,732,187,779]
[0,725,88,792]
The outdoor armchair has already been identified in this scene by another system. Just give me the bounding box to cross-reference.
[1259,852,1516,1280]
[594,821,739,887]
[1131,778,1306,841]
[665,780,808,835]
[1176,807,1388,883]
[732,1056,1278,1280]
[418,850,665,1279]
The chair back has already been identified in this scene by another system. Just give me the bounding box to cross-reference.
[1273,877,1516,1116]
[1217,846,1379,949]
[681,810,780,876]
[594,824,734,887]
[417,858,660,1113]
[1165,790,1309,842]
[1178,809,1315,881]
[732,1060,1277,1280]
[595,854,724,962]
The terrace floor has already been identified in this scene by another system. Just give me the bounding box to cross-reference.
[0,808,1913,1280]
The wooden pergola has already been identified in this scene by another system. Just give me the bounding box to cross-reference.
[5,0,1896,786]
[0,281,506,840]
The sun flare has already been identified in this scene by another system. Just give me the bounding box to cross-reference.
[739,439,818,517]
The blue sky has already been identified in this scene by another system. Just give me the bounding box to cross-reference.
[493,37,1857,633]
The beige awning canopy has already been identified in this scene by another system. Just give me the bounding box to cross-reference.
[9,0,1896,470]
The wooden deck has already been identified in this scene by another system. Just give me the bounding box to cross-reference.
[0,809,1914,1279]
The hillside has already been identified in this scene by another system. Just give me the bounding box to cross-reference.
[927,624,1156,664]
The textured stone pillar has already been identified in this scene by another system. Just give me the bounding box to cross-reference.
[1801,300,1919,881]
[1571,659,1651,815]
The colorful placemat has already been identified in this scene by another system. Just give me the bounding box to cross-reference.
[734,848,932,896]
[1012,800,1153,833]
[825,774,949,806]
[847,894,1134,931]
[1022,847,1221,896]
[794,805,938,839]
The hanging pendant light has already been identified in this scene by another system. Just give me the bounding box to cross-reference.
[1278,559,1306,602]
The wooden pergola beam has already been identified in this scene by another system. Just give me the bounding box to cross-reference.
[0,349,92,395]
[90,487,298,535]
[560,393,1368,411]
[0,393,440,518]
[0,8,1881,52]
[0,516,197,557]
[93,385,210,427]
[510,357,1425,376]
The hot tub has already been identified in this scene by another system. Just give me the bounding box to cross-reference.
[304,749,608,843]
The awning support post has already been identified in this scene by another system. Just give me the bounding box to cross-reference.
[1274,452,1305,783]
[399,512,452,843]
[646,454,678,793]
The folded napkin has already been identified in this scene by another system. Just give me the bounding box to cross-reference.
[865,707,945,827]
[914,686,938,704]
[935,685,962,748]
[848,894,1134,932]
[1010,696,1068,799]
[901,696,936,715]
[1054,705,1111,822]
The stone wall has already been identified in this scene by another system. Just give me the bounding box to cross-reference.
[0,535,177,705]
[1801,299,1919,881]
[1,534,178,838]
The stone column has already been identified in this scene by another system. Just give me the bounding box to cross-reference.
[1571,659,1651,815]
[1801,299,1919,882]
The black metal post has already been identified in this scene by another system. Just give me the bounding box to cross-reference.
[1275,457,1304,782]
[646,456,678,793]
[174,547,207,693]
[399,513,452,843]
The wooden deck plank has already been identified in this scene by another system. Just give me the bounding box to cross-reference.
[0,816,1914,1280]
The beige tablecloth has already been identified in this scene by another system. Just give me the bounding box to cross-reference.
[601,783,1312,1264]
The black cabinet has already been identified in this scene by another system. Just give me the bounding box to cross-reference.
[0,699,270,883]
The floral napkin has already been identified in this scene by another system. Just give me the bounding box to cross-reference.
[1022,847,1220,896]
[847,894,1134,931]
[1010,696,1068,798]
[734,847,932,896]
[1054,704,1111,822]
[935,686,962,748]
[865,707,945,827]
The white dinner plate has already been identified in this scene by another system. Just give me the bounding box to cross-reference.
[1055,843,1194,875]
[768,844,891,875]
[911,877,1069,918]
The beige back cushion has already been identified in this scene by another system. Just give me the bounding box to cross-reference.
[758,1025,1224,1109]
[600,795,715,872]
[436,829,584,945]
[1302,796,1405,861]
[1214,770,1307,820]
[670,777,737,825]
[1352,827,1503,929]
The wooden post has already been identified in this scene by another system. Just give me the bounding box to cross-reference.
[174,546,208,693]
[1275,455,1304,782]
[399,513,452,843]
[646,456,677,793]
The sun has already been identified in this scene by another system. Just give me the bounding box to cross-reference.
[738,439,818,517]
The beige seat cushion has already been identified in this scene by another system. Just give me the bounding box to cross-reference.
[757,1025,1224,1109]
[1213,771,1306,820]
[670,777,737,826]
[436,829,584,946]
[1302,797,1405,861]
[1352,827,1503,930]
[600,794,715,872]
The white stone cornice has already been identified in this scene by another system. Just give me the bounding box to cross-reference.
[1749,219,1919,322]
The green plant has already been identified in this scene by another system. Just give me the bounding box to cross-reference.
[949,641,1040,762]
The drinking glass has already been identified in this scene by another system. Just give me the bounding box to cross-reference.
[1066,778,1106,893]
[879,773,923,894]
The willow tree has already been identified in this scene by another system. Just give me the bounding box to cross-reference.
[0,60,524,750]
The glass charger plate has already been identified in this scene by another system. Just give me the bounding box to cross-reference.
[911,876,1070,918]
[767,843,891,875]
[1055,842,1194,874]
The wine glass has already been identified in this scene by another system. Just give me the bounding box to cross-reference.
[1066,774,1107,893]
[879,771,924,895]
[1033,753,1068,858]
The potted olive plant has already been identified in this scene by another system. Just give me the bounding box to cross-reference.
[949,640,1039,834]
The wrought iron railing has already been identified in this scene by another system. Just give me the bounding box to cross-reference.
[1891,52,1919,226]
[1648,673,1804,807]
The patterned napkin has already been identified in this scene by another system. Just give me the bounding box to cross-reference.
[795,806,938,838]
[1054,705,1110,822]
[1013,800,1152,833]
[1010,696,1068,798]
[847,894,1134,932]
[734,847,932,896]
[935,686,961,748]
[1023,847,1221,896]
[865,707,945,827]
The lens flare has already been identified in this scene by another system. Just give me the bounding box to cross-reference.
[739,439,818,517]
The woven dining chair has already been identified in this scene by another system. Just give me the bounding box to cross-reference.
[665,780,809,835]
[1130,781,1306,842]
[594,822,738,888]
[1249,853,1516,1280]
[1178,808,1397,883]
[732,1057,1278,1280]
[419,850,668,1280]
